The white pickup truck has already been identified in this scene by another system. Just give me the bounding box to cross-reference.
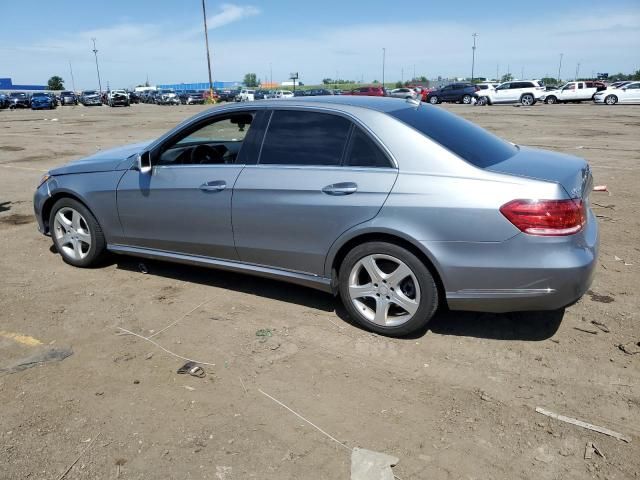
[540,81,606,104]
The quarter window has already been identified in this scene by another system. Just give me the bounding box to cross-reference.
[260,111,351,166]
[345,128,391,168]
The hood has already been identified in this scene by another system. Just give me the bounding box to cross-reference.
[31,96,51,103]
[486,146,592,199]
[50,141,151,175]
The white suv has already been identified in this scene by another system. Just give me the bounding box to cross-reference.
[237,89,256,102]
[476,80,545,106]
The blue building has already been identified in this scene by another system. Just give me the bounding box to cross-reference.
[157,80,242,91]
[0,77,47,91]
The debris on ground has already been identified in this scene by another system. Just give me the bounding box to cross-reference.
[574,326,598,335]
[138,263,148,274]
[613,256,633,266]
[1,347,73,374]
[584,441,606,461]
[256,328,273,338]
[535,407,631,443]
[587,291,614,303]
[593,185,608,192]
[177,361,206,378]
[351,448,399,480]
[618,341,640,355]
[591,320,610,333]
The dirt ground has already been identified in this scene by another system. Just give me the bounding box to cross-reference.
[1,101,638,480]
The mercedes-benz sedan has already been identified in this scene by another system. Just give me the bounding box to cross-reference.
[33,97,598,336]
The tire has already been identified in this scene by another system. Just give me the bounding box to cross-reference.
[520,94,535,106]
[49,198,106,268]
[338,241,439,336]
[462,94,472,104]
[428,95,439,104]
[605,95,618,105]
[476,96,488,106]
[545,96,557,104]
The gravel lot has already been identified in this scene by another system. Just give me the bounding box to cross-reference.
[1,102,639,480]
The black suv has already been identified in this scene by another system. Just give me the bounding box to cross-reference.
[426,83,479,104]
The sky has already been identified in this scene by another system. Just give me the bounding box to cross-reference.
[1,0,639,89]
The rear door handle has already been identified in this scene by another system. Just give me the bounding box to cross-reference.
[199,180,226,192]
[322,182,358,196]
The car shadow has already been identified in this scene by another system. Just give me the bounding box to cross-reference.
[114,257,564,341]
[0,201,11,213]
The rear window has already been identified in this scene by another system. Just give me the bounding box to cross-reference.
[390,105,518,168]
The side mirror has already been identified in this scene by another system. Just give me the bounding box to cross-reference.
[137,151,152,174]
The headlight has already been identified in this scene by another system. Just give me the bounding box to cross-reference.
[37,173,50,188]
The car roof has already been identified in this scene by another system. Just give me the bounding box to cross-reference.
[258,95,413,113]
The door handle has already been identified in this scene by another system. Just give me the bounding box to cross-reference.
[199,180,226,192]
[322,182,358,196]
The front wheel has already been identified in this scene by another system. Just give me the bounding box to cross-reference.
[545,96,557,104]
[605,95,618,105]
[476,96,489,106]
[428,95,439,104]
[462,94,472,104]
[49,198,106,268]
[339,242,439,336]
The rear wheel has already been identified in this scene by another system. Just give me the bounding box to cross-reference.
[339,242,439,336]
[520,94,535,106]
[49,198,106,268]
[545,96,557,104]
[605,95,618,105]
[462,94,472,104]
[428,96,439,104]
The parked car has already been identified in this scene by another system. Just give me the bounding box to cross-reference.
[540,81,607,104]
[48,93,59,107]
[60,91,78,106]
[80,90,102,106]
[155,89,180,105]
[343,86,387,97]
[0,93,9,109]
[292,90,308,97]
[128,91,140,104]
[217,88,241,102]
[107,90,131,107]
[275,90,294,99]
[475,80,546,106]
[253,90,271,100]
[609,81,632,89]
[179,90,205,105]
[237,89,256,102]
[8,92,30,108]
[389,88,417,99]
[34,96,598,337]
[426,83,478,104]
[307,89,334,96]
[593,81,640,105]
[30,92,57,110]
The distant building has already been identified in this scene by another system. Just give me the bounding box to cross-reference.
[0,77,47,92]
[281,81,304,87]
[157,81,242,91]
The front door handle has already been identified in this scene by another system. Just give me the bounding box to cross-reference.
[199,180,226,192]
[322,182,358,196]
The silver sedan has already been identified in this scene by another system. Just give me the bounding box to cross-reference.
[33,97,598,336]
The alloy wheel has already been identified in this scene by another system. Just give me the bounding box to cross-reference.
[462,95,472,104]
[53,207,92,260]
[605,95,617,105]
[429,96,439,104]
[348,254,421,327]
[521,94,534,106]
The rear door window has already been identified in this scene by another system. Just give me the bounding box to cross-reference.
[260,110,351,166]
[344,128,392,168]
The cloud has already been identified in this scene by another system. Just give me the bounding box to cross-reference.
[1,7,638,89]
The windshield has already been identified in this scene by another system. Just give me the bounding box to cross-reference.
[32,93,47,97]
[390,105,518,168]
[10,93,27,98]
[83,91,97,95]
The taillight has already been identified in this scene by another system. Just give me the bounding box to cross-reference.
[500,199,586,236]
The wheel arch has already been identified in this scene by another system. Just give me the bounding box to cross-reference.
[327,230,447,305]
[41,190,94,234]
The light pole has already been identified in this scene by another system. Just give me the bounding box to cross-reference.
[382,48,386,87]
[91,38,102,93]
[68,61,76,93]
[201,0,215,101]
[557,53,563,85]
[471,33,478,81]
[575,62,581,81]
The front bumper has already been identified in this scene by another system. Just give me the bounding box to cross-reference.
[33,181,50,234]
[83,98,102,105]
[431,210,599,313]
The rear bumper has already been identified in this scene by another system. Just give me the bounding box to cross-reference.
[428,211,599,313]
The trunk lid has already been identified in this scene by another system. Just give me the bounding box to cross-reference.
[486,146,593,199]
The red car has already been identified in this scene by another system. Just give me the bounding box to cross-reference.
[343,86,387,97]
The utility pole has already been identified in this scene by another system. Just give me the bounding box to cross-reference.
[382,48,386,87]
[401,67,404,84]
[575,62,581,80]
[471,33,478,81]
[91,38,102,93]
[413,64,416,81]
[68,61,76,93]
[496,64,499,82]
[270,62,273,86]
[201,0,215,101]
[521,66,524,80]
[557,53,563,84]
